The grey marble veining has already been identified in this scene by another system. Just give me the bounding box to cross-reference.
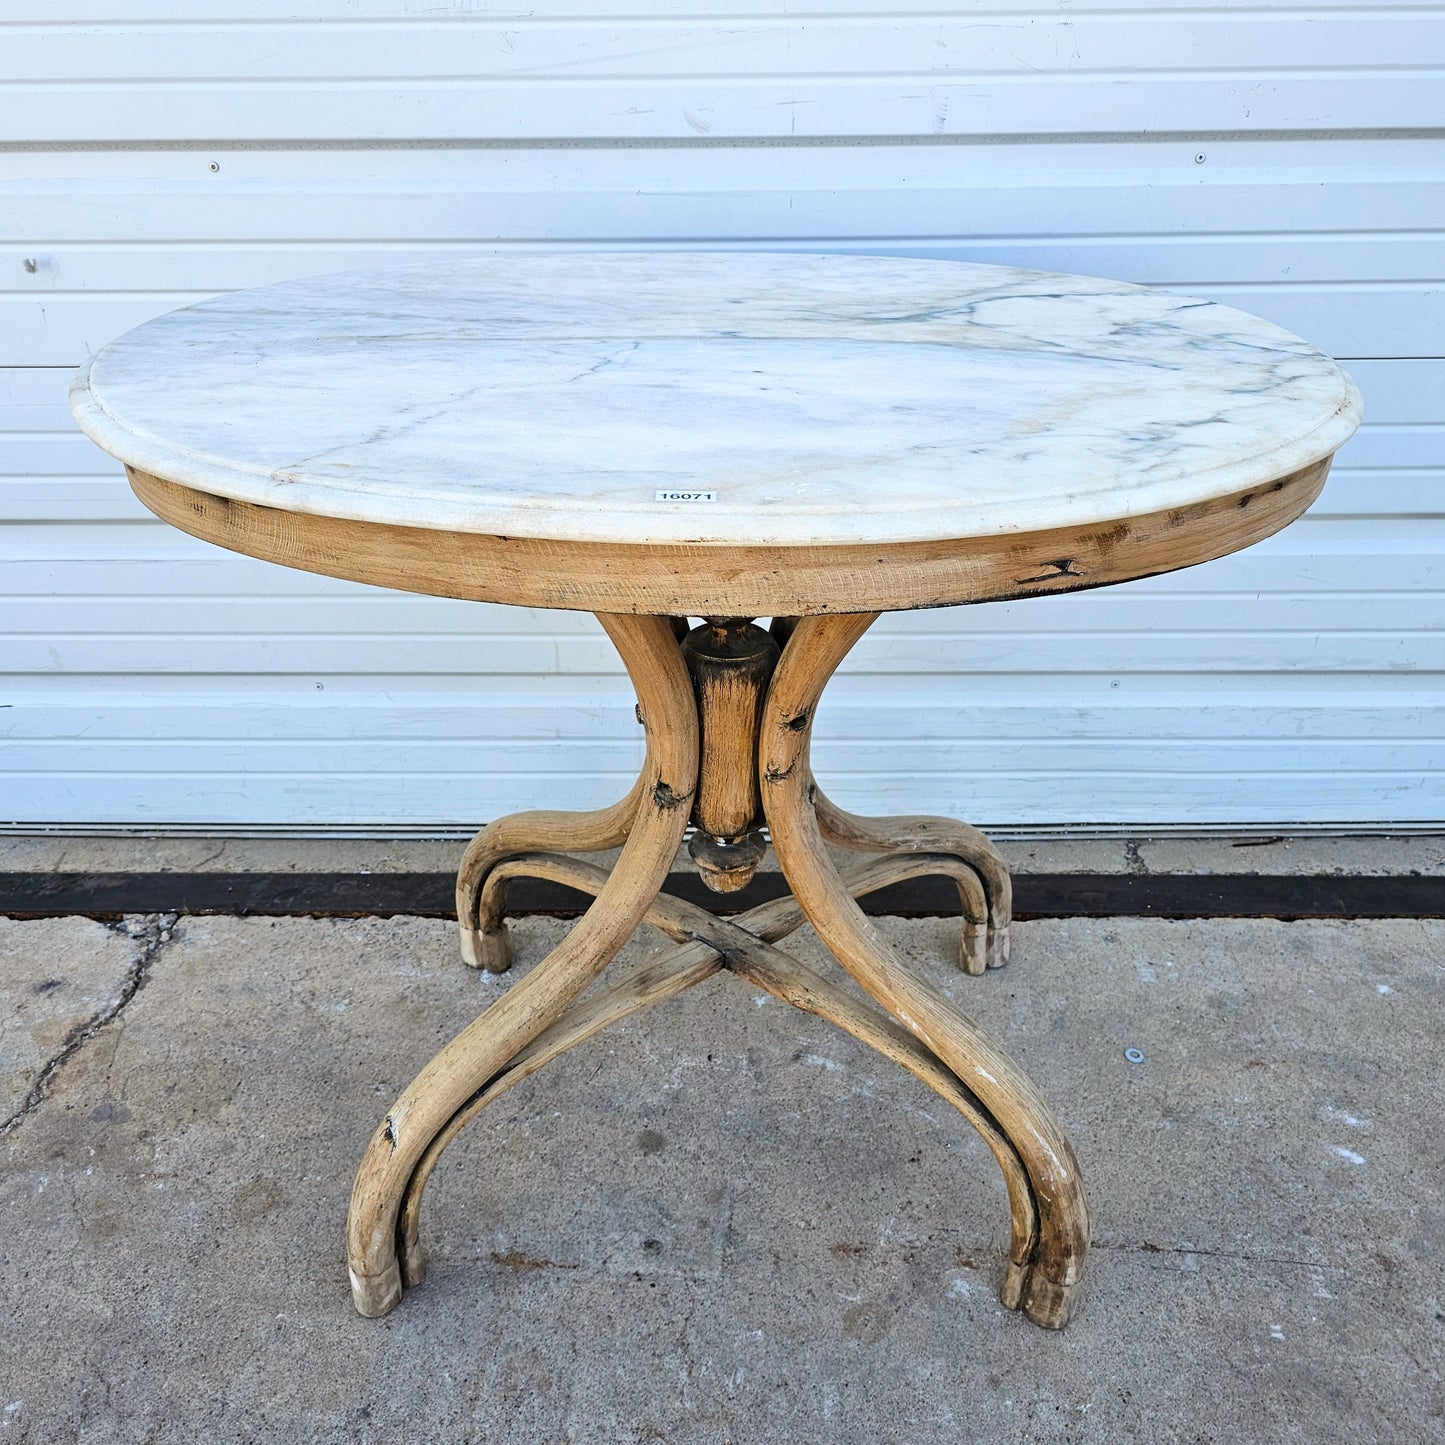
[70,253,1362,547]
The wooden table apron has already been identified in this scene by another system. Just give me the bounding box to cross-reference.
[118,454,1331,1332]
[128,459,1329,618]
[70,254,1362,1335]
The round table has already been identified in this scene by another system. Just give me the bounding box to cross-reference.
[70,252,1361,1330]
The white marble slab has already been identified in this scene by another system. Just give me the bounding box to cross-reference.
[70,253,1362,547]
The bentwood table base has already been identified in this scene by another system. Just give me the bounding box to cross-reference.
[346,612,1090,1330]
[75,256,1359,1337]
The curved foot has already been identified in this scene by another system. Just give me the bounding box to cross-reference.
[722,935,1039,1308]
[815,787,1013,971]
[403,849,1006,1289]
[455,773,646,971]
[398,942,724,1291]
[761,614,1089,1328]
[349,613,699,1315]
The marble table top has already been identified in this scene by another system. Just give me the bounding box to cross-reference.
[70,253,1361,549]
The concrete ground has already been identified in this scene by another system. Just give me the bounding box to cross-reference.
[4,830,1445,877]
[1,838,1442,1443]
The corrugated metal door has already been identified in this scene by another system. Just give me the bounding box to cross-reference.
[2,3,1440,828]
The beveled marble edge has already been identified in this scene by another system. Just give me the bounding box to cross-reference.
[71,358,1362,549]
[69,250,1366,548]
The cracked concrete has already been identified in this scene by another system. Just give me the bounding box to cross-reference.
[0,909,1441,1442]
[0,915,176,1134]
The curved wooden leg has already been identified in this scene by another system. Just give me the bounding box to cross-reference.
[814,788,1012,971]
[399,942,725,1288]
[473,837,986,975]
[455,773,645,972]
[456,616,692,971]
[773,616,1008,971]
[722,937,1039,1309]
[760,614,1090,1329]
[403,850,1012,1284]
[347,613,698,1316]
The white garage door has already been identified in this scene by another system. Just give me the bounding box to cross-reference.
[2,2,1441,830]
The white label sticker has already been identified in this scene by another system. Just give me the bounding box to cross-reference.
[655,489,717,503]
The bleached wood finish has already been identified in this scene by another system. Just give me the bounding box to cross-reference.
[681,618,780,892]
[131,414,1337,1324]
[128,444,1333,1324]
[760,612,1090,1327]
[70,255,1360,1331]
[126,458,1332,618]
[347,611,698,1316]
[455,774,645,973]
[367,615,1064,1325]
[474,839,988,979]
[400,849,1022,1301]
[814,784,1013,970]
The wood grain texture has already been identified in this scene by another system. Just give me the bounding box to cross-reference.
[681,619,779,892]
[126,460,1331,617]
[399,848,1028,1299]
[398,939,725,1291]
[815,786,1013,971]
[377,583,1063,1327]
[681,619,778,841]
[455,773,644,972]
[346,612,698,1316]
[392,609,1086,1329]
[760,612,1091,1328]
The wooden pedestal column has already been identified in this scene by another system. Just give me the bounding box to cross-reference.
[680,617,779,892]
